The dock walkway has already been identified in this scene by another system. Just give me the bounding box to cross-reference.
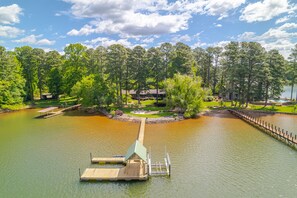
[36,104,81,119]
[79,117,171,182]
[137,118,146,144]
[229,110,297,149]
[80,161,147,181]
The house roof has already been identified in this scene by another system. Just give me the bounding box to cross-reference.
[125,140,147,162]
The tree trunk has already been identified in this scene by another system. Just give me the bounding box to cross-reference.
[156,77,159,104]
[264,82,269,107]
[137,83,140,105]
[291,82,294,100]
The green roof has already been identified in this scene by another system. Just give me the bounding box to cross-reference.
[125,140,147,162]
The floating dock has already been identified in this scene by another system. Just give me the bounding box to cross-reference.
[36,104,81,119]
[229,110,297,149]
[80,161,148,181]
[79,118,171,182]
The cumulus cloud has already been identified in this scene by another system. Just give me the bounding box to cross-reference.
[0,4,22,24]
[172,34,191,43]
[0,25,24,37]
[85,37,134,48]
[240,0,296,23]
[202,0,245,19]
[13,35,56,45]
[238,23,297,57]
[64,0,245,37]
[275,16,290,24]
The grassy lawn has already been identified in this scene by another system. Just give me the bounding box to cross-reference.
[203,100,297,114]
[203,101,232,110]
[249,104,297,113]
[26,96,77,108]
[112,99,174,118]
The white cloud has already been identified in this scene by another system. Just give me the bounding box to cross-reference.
[0,4,22,24]
[85,37,134,48]
[275,16,290,24]
[238,23,297,58]
[13,35,56,45]
[172,34,191,43]
[214,23,222,27]
[192,41,207,48]
[64,0,245,37]
[142,38,155,43]
[0,25,24,37]
[67,12,190,37]
[240,0,296,23]
[203,0,245,19]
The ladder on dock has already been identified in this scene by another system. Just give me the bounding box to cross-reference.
[148,152,171,177]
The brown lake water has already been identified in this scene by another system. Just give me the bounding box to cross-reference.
[0,109,297,197]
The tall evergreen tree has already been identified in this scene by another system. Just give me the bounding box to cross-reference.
[106,44,127,105]
[288,44,297,100]
[15,46,36,101]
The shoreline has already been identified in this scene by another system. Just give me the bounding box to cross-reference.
[1,105,297,123]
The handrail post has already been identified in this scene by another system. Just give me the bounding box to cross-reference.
[79,168,81,181]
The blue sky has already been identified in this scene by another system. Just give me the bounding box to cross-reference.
[0,0,297,57]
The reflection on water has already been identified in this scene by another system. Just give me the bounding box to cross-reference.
[0,110,297,197]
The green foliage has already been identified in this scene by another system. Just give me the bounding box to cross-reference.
[106,44,127,105]
[128,46,147,104]
[1,41,295,114]
[165,74,205,118]
[46,51,63,99]
[0,47,25,108]
[15,46,36,101]
[63,43,87,94]
[71,74,116,107]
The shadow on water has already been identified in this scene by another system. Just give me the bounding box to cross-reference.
[63,111,106,117]
[202,110,238,119]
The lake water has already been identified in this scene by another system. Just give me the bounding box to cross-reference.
[0,110,297,197]
[281,85,297,99]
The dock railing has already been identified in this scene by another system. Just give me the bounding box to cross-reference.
[229,109,297,149]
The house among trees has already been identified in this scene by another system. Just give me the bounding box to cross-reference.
[123,89,166,100]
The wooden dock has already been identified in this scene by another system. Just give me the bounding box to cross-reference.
[137,118,146,144]
[79,117,171,182]
[80,161,148,181]
[229,110,297,149]
[36,104,81,119]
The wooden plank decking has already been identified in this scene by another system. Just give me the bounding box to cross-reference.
[36,104,81,119]
[137,118,146,144]
[80,161,148,181]
[91,157,125,164]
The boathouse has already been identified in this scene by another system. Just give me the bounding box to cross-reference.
[125,140,147,163]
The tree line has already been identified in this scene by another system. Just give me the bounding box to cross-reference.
[0,42,296,109]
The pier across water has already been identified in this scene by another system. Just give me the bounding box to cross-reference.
[80,118,171,181]
[229,110,297,149]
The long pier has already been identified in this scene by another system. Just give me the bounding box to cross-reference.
[229,110,297,149]
[80,118,171,181]
[137,118,146,144]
